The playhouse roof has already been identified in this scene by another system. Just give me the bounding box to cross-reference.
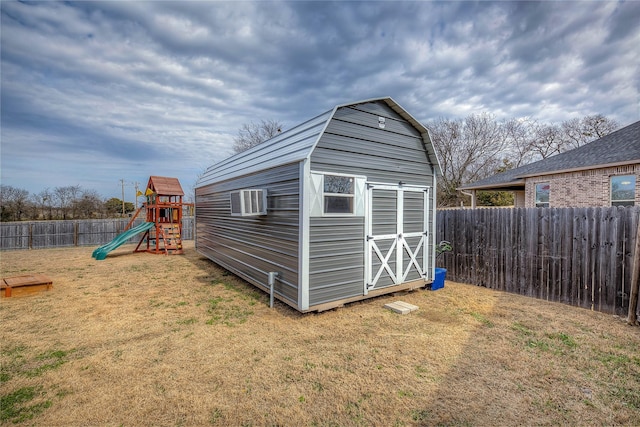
[148,176,184,196]
[197,97,440,187]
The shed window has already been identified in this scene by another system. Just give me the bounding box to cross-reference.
[309,171,366,217]
[535,183,550,208]
[324,175,355,215]
[230,189,267,216]
[611,175,636,207]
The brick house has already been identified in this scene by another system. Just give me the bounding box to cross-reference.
[459,120,640,208]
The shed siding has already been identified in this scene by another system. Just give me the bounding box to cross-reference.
[308,217,365,306]
[307,101,436,306]
[311,104,436,185]
[196,163,300,305]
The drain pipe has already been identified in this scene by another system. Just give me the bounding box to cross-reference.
[460,189,476,208]
[268,272,279,308]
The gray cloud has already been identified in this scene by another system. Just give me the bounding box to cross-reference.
[1,0,638,199]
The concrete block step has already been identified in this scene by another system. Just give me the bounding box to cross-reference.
[384,301,419,314]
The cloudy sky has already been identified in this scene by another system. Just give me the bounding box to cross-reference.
[2,1,639,201]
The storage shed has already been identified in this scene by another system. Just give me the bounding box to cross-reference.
[195,97,442,312]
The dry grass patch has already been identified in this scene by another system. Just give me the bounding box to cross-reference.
[1,241,639,426]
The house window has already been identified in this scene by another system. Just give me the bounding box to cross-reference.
[230,189,267,216]
[324,175,354,214]
[535,183,550,208]
[611,175,636,207]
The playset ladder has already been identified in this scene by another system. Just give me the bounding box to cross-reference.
[158,224,183,255]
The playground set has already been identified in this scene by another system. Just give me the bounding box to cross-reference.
[92,176,189,260]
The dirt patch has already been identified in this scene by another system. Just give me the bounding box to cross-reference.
[1,242,639,426]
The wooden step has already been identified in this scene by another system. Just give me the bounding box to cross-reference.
[384,301,419,314]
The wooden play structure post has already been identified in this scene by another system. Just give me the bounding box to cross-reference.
[134,176,189,256]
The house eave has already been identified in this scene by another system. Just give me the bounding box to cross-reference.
[461,159,639,192]
[459,180,525,192]
[515,160,640,179]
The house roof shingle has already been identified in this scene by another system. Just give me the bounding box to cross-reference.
[460,120,640,191]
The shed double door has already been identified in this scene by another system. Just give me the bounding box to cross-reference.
[365,183,430,293]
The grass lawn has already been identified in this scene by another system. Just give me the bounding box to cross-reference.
[1,241,639,426]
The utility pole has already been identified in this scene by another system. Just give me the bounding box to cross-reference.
[134,182,140,210]
[120,179,125,216]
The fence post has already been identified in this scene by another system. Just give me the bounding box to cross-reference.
[29,223,33,250]
[74,222,79,246]
[627,215,640,325]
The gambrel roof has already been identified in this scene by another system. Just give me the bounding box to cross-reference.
[196,97,441,188]
[460,120,640,191]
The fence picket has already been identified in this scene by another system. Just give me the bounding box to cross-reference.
[1,217,195,250]
[437,206,640,316]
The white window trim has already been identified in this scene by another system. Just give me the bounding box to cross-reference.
[309,171,366,217]
[230,189,267,216]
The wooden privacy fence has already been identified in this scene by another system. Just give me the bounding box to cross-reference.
[0,217,195,250]
[436,207,640,316]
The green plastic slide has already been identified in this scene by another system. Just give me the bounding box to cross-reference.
[92,222,155,260]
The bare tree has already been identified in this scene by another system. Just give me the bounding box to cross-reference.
[68,185,82,218]
[429,113,507,207]
[53,185,81,219]
[0,185,30,221]
[29,189,52,220]
[75,189,104,218]
[232,119,283,154]
[561,114,619,150]
[532,123,565,159]
[40,188,53,220]
[502,117,539,167]
[428,112,619,207]
[529,115,619,160]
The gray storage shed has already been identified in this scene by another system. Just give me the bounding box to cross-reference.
[195,97,442,312]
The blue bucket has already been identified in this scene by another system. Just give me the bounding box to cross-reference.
[431,268,446,291]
